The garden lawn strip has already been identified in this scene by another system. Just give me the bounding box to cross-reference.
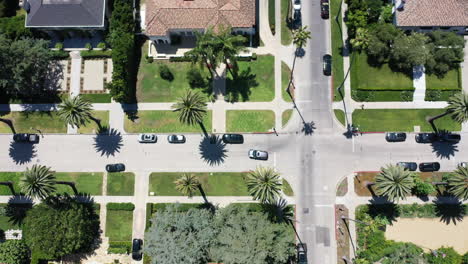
[226,110,275,132]
[0,111,66,133]
[425,68,461,90]
[77,111,109,134]
[105,209,133,241]
[333,110,345,126]
[0,172,21,195]
[54,172,103,195]
[79,94,112,103]
[280,0,292,45]
[282,179,294,196]
[107,172,135,196]
[330,0,344,101]
[282,109,293,127]
[268,0,275,34]
[281,62,293,102]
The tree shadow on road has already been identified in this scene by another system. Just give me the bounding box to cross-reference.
[93,128,123,157]
[434,195,465,225]
[431,141,458,160]
[302,121,316,135]
[199,135,228,166]
[9,141,36,165]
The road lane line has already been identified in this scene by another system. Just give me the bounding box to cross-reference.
[274,152,277,168]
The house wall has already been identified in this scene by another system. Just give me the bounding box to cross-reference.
[397,26,468,35]
[148,27,255,44]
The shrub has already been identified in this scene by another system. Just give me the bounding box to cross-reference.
[145,55,153,63]
[49,50,70,59]
[462,252,468,264]
[54,42,64,50]
[108,241,132,254]
[85,43,92,51]
[426,90,442,101]
[97,42,107,50]
[159,64,174,81]
[400,90,413,101]
[412,178,435,197]
[80,50,112,58]
[169,56,192,62]
[251,53,257,60]
[108,247,128,254]
[107,203,135,211]
[187,68,206,88]
[426,247,462,264]
[237,56,252,61]
[358,230,389,261]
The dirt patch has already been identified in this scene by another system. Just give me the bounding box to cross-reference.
[386,217,468,253]
[336,177,348,197]
[335,204,350,263]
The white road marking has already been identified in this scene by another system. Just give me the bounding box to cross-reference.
[352,136,355,152]
[274,152,277,168]
[314,204,334,207]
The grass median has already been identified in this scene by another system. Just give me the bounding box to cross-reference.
[330,0,344,101]
[0,111,66,133]
[226,110,275,132]
[107,172,135,196]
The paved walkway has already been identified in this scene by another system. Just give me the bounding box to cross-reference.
[413,65,426,102]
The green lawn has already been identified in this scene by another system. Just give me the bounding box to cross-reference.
[124,110,212,133]
[0,111,66,133]
[107,172,135,196]
[149,172,249,196]
[426,68,462,90]
[55,172,103,195]
[351,53,413,90]
[226,110,275,132]
[282,109,293,127]
[281,0,292,45]
[105,209,133,241]
[226,55,275,102]
[79,94,112,103]
[268,0,276,35]
[78,111,109,134]
[0,172,21,195]
[353,109,461,132]
[282,179,294,196]
[137,42,212,102]
[334,109,345,126]
[281,62,293,102]
[330,0,345,101]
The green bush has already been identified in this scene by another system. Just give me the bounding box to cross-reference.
[107,203,135,211]
[80,50,112,58]
[426,247,462,264]
[358,230,390,261]
[400,90,413,101]
[50,50,70,59]
[108,241,132,254]
[187,68,206,88]
[462,252,468,264]
[108,247,128,254]
[145,55,153,63]
[54,42,64,50]
[159,64,174,81]
[238,56,252,61]
[169,56,192,62]
[412,178,435,197]
[426,90,442,101]
[97,42,107,50]
[85,43,92,51]
[251,53,257,60]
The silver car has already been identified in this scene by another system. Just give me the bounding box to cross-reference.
[138,134,157,143]
[458,162,468,168]
[248,149,268,160]
[167,135,186,143]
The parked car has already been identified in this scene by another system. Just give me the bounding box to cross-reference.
[248,149,268,160]
[222,134,244,144]
[132,238,143,261]
[297,243,307,264]
[321,0,329,19]
[106,163,125,172]
[293,9,302,29]
[397,162,417,171]
[322,54,332,76]
[293,0,301,10]
[458,162,468,168]
[415,133,436,143]
[419,162,440,172]
[439,133,461,143]
[167,134,186,143]
[13,133,39,143]
[385,132,407,142]
[138,133,157,143]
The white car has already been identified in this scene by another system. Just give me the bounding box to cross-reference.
[167,135,186,143]
[248,149,268,160]
[138,134,157,143]
[293,0,301,10]
[458,162,468,168]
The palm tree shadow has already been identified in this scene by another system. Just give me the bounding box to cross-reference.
[93,128,123,157]
[225,67,258,102]
[5,196,33,226]
[431,141,458,160]
[434,195,465,225]
[198,135,228,166]
[368,197,400,224]
[9,141,37,165]
[302,121,316,135]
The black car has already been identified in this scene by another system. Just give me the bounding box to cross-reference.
[321,0,329,19]
[440,133,461,143]
[106,163,125,172]
[132,238,143,261]
[293,9,302,29]
[322,54,332,76]
[385,132,407,142]
[297,243,307,264]
[13,133,39,143]
[415,133,436,143]
[419,162,440,172]
[222,134,244,144]
[397,162,418,171]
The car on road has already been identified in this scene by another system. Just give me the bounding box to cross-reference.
[415,133,436,143]
[138,133,157,143]
[397,162,417,171]
[106,163,125,172]
[293,0,301,10]
[439,133,461,143]
[167,134,186,143]
[293,9,302,29]
[321,0,329,19]
[322,54,332,76]
[458,162,468,168]
[248,149,268,160]
[222,134,244,144]
[385,132,406,142]
[132,238,143,261]
[13,133,39,143]
[297,243,307,264]
[419,162,440,172]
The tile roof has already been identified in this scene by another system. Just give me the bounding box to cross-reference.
[395,0,468,27]
[145,0,255,36]
[25,0,105,28]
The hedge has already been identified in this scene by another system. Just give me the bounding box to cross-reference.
[169,56,192,62]
[81,50,112,58]
[108,241,132,254]
[107,203,135,211]
[50,50,70,59]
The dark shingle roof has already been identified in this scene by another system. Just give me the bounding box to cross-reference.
[25,0,106,28]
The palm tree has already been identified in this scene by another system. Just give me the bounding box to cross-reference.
[174,174,210,203]
[292,26,312,50]
[172,90,208,136]
[428,92,468,133]
[57,96,102,130]
[246,166,282,203]
[214,27,247,78]
[448,166,468,200]
[375,164,415,201]
[186,29,219,77]
[20,164,56,199]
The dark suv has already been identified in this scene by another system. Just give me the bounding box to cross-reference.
[222,134,244,144]
[322,54,332,76]
[385,132,406,142]
[13,133,39,143]
[415,133,436,143]
[419,162,440,172]
[440,133,461,143]
[397,162,417,171]
[106,163,125,172]
[132,239,143,260]
[297,243,307,264]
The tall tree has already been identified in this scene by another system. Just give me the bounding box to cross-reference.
[293,26,312,49]
[186,29,219,77]
[57,96,101,130]
[214,27,247,78]
[174,174,200,198]
[0,15,32,40]
[448,166,468,201]
[172,90,208,136]
[144,205,216,264]
[20,165,56,200]
[375,164,414,201]
[426,31,464,77]
[390,32,432,71]
[0,240,30,264]
[428,92,468,133]
[366,23,402,64]
[246,166,282,203]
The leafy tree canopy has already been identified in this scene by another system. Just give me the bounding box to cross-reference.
[0,240,30,264]
[381,242,424,264]
[390,32,432,71]
[0,15,32,40]
[426,247,462,264]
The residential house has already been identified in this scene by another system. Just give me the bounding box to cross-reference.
[394,0,468,35]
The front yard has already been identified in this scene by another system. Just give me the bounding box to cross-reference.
[124,110,212,133]
[280,0,292,45]
[107,172,135,196]
[0,111,66,133]
[226,110,275,132]
[425,68,462,101]
[77,111,109,134]
[105,205,134,242]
